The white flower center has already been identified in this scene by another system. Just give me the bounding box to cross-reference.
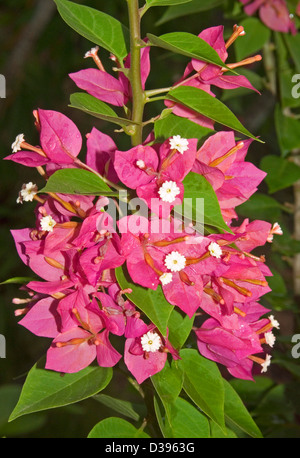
[11,133,25,153]
[158,181,180,203]
[84,46,99,58]
[261,354,272,373]
[208,242,222,259]
[40,215,57,232]
[169,135,189,154]
[136,159,146,169]
[141,331,162,353]
[265,331,276,348]
[20,182,38,202]
[159,272,173,286]
[164,251,186,272]
[268,315,280,329]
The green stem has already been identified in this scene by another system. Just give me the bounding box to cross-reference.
[127,0,145,146]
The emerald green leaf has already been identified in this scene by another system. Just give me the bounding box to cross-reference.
[210,421,237,438]
[151,360,184,405]
[224,380,263,438]
[168,86,261,141]
[54,0,129,61]
[283,33,300,73]
[69,93,136,128]
[39,169,118,196]
[147,32,230,70]
[153,395,167,437]
[154,113,213,142]
[237,193,283,223]
[115,265,173,336]
[146,0,192,6]
[234,17,271,61]
[167,308,194,349]
[174,173,232,233]
[88,417,150,438]
[0,277,34,286]
[9,360,112,421]
[275,104,300,157]
[93,394,142,422]
[178,349,225,430]
[156,0,224,25]
[260,155,300,193]
[164,397,210,438]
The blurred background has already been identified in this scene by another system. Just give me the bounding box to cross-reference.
[0,0,299,437]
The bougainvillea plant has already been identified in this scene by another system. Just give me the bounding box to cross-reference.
[5,0,291,439]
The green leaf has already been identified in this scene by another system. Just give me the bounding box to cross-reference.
[0,277,34,286]
[151,360,184,405]
[69,93,136,128]
[164,397,210,438]
[88,417,150,438]
[154,113,213,143]
[209,421,237,438]
[156,0,224,25]
[54,0,129,61]
[260,155,300,193]
[9,359,112,421]
[147,32,230,70]
[283,33,300,72]
[224,379,263,438]
[168,86,261,142]
[237,192,283,223]
[178,349,225,430]
[93,394,142,422]
[167,308,194,349]
[146,0,192,6]
[39,168,118,196]
[115,265,173,336]
[234,17,271,61]
[275,104,300,157]
[174,173,232,233]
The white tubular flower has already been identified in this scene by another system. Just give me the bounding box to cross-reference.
[208,242,222,259]
[169,135,189,154]
[265,331,276,348]
[141,331,162,353]
[136,159,146,169]
[158,181,180,203]
[267,222,283,243]
[159,272,173,286]
[19,182,38,202]
[261,354,272,373]
[269,315,280,329]
[164,251,186,272]
[11,134,25,153]
[40,215,57,232]
[84,46,99,58]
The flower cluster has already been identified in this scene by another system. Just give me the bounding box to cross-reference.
[6,24,282,383]
[239,0,297,34]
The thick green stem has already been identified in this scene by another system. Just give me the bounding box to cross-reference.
[127,0,145,146]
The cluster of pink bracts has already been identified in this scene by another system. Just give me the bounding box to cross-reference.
[5,26,282,384]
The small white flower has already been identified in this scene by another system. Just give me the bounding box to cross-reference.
[84,46,99,58]
[164,251,186,272]
[158,181,180,203]
[159,272,173,286]
[19,182,38,202]
[169,135,189,154]
[261,354,272,373]
[141,331,162,353]
[265,331,276,348]
[136,159,146,169]
[208,242,222,259]
[11,134,25,153]
[40,215,57,232]
[268,315,280,329]
[267,222,283,243]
